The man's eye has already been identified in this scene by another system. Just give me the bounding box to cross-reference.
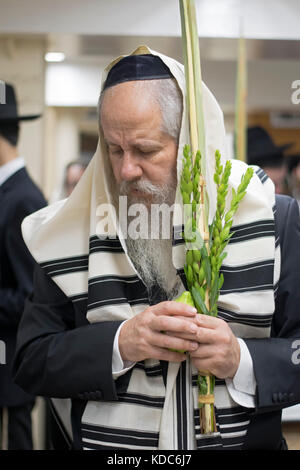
[138,148,155,156]
[110,148,123,156]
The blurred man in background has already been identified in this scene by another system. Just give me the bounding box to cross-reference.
[0,83,46,449]
[64,160,88,197]
[247,126,292,195]
[287,154,300,207]
[50,159,88,203]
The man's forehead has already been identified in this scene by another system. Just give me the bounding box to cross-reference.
[103,79,150,97]
[101,81,161,120]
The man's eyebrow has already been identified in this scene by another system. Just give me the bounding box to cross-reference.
[105,140,120,147]
[135,140,163,148]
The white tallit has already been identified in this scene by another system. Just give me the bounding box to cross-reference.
[22,46,278,450]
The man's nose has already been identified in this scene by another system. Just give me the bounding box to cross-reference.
[119,153,143,182]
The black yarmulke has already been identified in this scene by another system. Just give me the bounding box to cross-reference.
[103,54,173,90]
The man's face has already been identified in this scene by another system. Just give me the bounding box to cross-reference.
[100,81,178,205]
[293,163,300,184]
[263,165,287,194]
[65,164,85,196]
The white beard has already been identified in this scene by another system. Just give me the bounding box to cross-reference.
[126,236,181,300]
[117,176,181,299]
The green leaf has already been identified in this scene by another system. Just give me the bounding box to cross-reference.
[192,261,200,274]
[218,251,227,265]
[181,179,189,194]
[191,286,210,315]
[200,242,208,260]
[198,265,205,285]
[186,250,194,266]
[182,192,190,205]
[203,257,211,288]
[198,375,208,395]
[187,265,193,285]
[188,229,204,251]
[209,276,219,307]
[193,250,201,263]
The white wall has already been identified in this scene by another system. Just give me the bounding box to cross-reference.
[0,0,300,40]
[45,62,102,107]
[202,59,300,113]
[45,58,300,113]
[0,36,46,188]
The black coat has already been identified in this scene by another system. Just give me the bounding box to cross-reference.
[0,167,47,406]
[12,195,300,449]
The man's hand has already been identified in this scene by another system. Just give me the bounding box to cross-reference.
[118,301,199,363]
[189,315,240,379]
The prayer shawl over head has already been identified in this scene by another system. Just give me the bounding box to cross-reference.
[22,46,279,450]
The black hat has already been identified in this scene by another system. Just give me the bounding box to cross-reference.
[0,83,41,122]
[103,54,173,90]
[247,126,292,168]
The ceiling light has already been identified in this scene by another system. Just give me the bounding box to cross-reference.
[45,52,66,62]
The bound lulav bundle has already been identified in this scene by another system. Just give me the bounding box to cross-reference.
[178,0,254,434]
[180,145,253,433]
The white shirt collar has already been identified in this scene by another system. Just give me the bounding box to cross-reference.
[0,156,25,187]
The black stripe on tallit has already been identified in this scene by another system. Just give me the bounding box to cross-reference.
[41,216,275,278]
[193,405,249,450]
[179,257,274,297]
[217,407,250,427]
[117,392,165,408]
[255,167,269,184]
[82,442,123,450]
[174,218,275,247]
[217,406,250,449]
[81,423,159,448]
[40,255,89,277]
[87,275,148,311]
[39,237,125,277]
[173,225,184,241]
[69,292,88,302]
[219,259,274,294]
[89,235,124,253]
[219,423,249,434]
[134,362,163,377]
[218,308,273,328]
[228,220,275,244]
[173,225,185,246]
[193,408,223,449]
[220,283,273,295]
[176,362,188,450]
[87,298,149,311]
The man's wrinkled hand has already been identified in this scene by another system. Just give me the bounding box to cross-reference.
[189,315,240,379]
[118,301,199,363]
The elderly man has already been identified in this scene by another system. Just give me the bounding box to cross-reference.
[13,48,300,450]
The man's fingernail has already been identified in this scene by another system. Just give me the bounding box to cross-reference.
[190,324,197,333]
[189,307,197,314]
